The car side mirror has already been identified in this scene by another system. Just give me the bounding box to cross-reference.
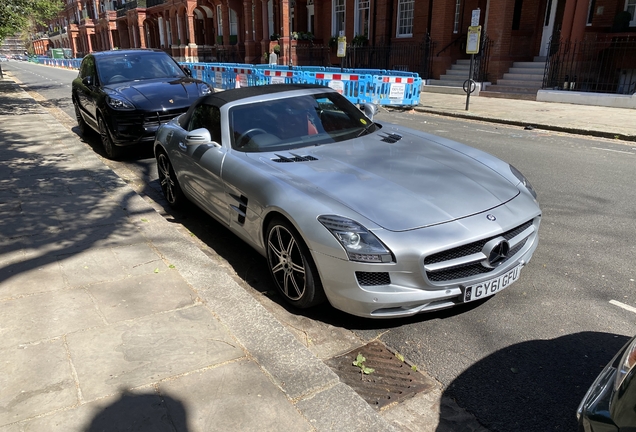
[361,103,378,121]
[185,128,218,146]
[82,76,93,86]
[182,66,192,78]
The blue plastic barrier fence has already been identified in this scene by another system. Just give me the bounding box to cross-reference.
[257,69,302,85]
[231,66,259,89]
[371,75,421,106]
[210,65,232,89]
[344,68,386,76]
[303,71,374,104]
[190,64,205,80]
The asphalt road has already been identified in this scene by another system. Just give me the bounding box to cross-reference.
[5,60,636,432]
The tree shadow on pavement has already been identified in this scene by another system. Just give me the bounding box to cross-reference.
[85,391,190,432]
[436,331,630,432]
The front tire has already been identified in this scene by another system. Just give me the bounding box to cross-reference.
[156,151,184,208]
[98,116,122,160]
[266,218,326,308]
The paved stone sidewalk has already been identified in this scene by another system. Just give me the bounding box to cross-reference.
[416,92,636,141]
[0,77,397,432]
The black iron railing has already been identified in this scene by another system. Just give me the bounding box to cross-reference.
[294,44,331,66]
[216,45,246,64]
[294,37,435,78]
[117,0,146,17]
[343,35,436,78]
[472,33,492,82]
[436,33,466,57]
[543,36,636,94]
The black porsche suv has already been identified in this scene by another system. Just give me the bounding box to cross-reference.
[72,49,213,159]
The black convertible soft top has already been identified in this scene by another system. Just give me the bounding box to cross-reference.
[200,83,331,105]
[179,84,333,128]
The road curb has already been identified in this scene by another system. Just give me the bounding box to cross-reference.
[412,106,636,142]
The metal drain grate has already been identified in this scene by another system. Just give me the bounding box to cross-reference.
[325,341,435,410]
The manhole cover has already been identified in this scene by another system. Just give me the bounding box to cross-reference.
[325,341,436,410]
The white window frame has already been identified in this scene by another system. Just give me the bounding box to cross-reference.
[332,0,346,36]
[355,0,370,37]
[229,8,238,36]
[217,5,223,36]
[453,0,461,33]
[626,0,636,27]
[396,0,414,38]
[586,0,595,25]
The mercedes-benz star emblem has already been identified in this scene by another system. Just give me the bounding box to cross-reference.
[168,99,174,104]
[486,214,496,221]
[481,237,510,268]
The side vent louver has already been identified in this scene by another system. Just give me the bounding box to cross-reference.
[272,153,318,163]
[237,195,248,225]
[380,133,403,144]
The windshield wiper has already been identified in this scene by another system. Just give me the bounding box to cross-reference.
[356,122,375,137]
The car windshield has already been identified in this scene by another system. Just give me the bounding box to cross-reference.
[96,52,186,85]
[229,92,379,152]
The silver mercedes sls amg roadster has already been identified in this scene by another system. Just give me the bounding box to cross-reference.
[154,84,541,318]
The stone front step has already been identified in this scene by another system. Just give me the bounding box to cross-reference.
[484,84,539,93]
[495,79,543,88]
[429,79,466,87]
[479,90,537,101]
[511,61,546,69]
[505,68,546,76]
[445,69,471,76]
[502,71,545,80]
[488,58,547,101]
[421,85,468,95]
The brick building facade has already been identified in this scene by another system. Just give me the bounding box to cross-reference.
[31,0,635,86]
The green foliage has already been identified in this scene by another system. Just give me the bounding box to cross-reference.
[292,31,314,41]
[352,353,375,376]
[0,0,63,41]
[351,34,369,47]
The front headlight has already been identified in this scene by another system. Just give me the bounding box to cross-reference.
[106,95,135,110]
[615,337,636,391]
[510,165,537,199]
[318,215,394,263]
[199,83,212,96]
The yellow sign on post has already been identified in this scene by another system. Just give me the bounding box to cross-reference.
[337,35,347,58]
[466,26,482,54]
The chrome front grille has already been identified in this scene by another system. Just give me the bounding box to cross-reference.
[424,220,535,283]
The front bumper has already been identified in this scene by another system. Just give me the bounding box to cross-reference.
[106,107,189,146]
[311,206,541,318]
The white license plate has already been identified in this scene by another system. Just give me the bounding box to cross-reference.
[463,265,523,302]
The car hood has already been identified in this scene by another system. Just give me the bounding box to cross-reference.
[254,130,520,231]
[105,78,201,110]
